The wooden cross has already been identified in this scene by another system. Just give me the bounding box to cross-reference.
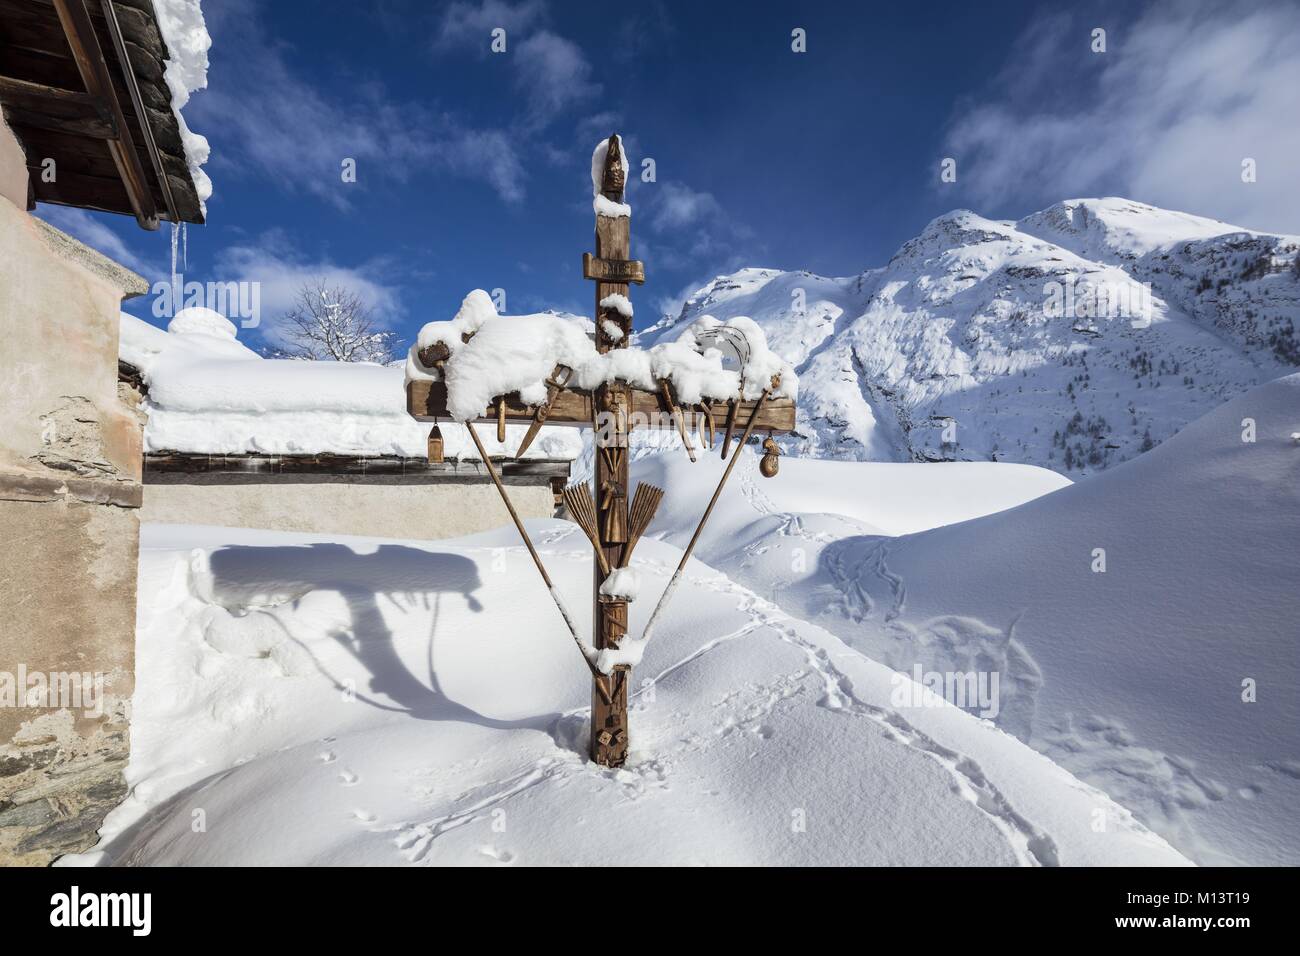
[407,134,796,767]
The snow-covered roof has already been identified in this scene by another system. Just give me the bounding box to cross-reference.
[121,310,582,461]
[152,0,213,212]
[0,0,210,224]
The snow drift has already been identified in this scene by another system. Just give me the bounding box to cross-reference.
[65,518,1186,866]
[639,373,1300,865]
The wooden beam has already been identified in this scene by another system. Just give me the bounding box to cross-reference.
[98,0,177,223]
[406,379,796,433]
[142,452,571,481]
[50,0,158,229]
[0,74,116,137]
[25,163,132,215]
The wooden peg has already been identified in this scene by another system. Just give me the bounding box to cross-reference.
[699,402,716,449]
[497,397,507,443]
[721,398,739,460]
[660,379,696,463]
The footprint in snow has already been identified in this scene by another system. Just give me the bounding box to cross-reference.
[339,770,359,786]
[318,751,337,763]
[352,809,377,824]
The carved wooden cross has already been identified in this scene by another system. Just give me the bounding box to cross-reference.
[407,134,796,767]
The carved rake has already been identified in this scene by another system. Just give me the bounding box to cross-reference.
[623,482,664,567]
[562,480,663,572]
[562,483,610,575]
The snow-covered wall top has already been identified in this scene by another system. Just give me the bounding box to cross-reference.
[121,310,582,460]
[151,0,213,207]
[640,197,1300,475]
[406,289,797,422]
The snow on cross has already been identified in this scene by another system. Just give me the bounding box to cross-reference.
[406,134,798,766]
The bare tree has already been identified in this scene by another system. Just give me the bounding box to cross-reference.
[268,277,401,363]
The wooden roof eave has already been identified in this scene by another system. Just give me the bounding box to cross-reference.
[0,0,206,228]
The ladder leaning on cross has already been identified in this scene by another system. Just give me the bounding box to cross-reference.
[405,134,797,767]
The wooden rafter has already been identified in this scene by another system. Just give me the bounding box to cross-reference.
[49,0,158,229]
[0,0,208,224]
[98,0,177,224]
[0,74,115,138]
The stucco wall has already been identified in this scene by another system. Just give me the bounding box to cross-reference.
[0,138,148,865]
[141,475,560,540]
[0,118,26,210]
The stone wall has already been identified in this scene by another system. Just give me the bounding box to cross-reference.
[141,473,562,541]
[0,118,148,865]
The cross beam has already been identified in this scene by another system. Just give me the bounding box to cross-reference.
[406,134,797,768]
[405,380,795,434]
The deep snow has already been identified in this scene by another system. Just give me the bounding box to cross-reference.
[639,374,1300,865]
[64,508,1186,866]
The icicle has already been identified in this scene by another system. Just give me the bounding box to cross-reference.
[170,221,180,295]
[182,222,188,271]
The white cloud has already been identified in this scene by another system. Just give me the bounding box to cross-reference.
[638,180,756,279]
[943,0,1300,233]
[515,31,599,126]
[647,181,724,231]
[433,1,599,130]
[439,129,528,203]
[433,0,546,49]
[195,0,527,205]
[212,231,406,347]
[36,207,155,278]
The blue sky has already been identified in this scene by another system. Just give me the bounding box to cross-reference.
[38,0,1300,351]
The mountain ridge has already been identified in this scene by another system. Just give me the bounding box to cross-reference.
[640,198,1300,474]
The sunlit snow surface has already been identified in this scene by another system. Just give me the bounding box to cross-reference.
[63,477,1187,867]
[640,373,1300,866]
[66,374,1297,867]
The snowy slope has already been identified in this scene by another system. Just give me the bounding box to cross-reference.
[638,374,1300,865]
[641,199,1300,475]
[63,521,1185,867]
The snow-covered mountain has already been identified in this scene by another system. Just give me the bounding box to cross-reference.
[641,199,1300,474]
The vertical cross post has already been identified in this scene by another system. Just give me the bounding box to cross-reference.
[590,134,634,767]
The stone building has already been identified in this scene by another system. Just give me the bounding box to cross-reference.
[0,0,207,864]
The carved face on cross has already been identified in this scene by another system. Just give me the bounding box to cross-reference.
[600,134,625,200]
